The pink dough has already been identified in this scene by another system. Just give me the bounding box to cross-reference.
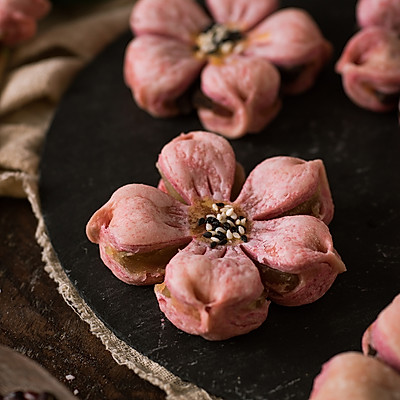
[310,352,400,399]
[357,0,400,33]
[0,0,51,46]
[336,27,400,112]
[362,294,400,372]
[245,8,333,94]
[155,242,270,340]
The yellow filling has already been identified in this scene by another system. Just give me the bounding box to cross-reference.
[105,244,183,275]
[258,264,300,296]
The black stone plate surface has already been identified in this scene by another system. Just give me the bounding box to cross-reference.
[39,1,400,399]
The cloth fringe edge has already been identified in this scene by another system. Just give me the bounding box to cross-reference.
[3,171,219,400]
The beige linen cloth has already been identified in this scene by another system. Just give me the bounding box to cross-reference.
[0,1,217,399]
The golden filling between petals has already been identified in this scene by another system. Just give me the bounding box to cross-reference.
[105,244,184,276]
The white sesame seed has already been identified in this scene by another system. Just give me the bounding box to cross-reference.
[216,227,226,234]
[228,220,235,227]
[226,230,233,240]
[241,217,247,224]
[238,226,245,235]
[235,219,241,225]
[211,236,220,242]
[206,223,213,231]
[233,232,241,239]
[217,213,223,221]
[226,208,234,216]
[231,212,238,220]
[234,42,244,53]
[221,41,233,54]
[212,203,219,211]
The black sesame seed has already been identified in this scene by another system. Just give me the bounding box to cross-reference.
[226,216,234,221]
[210,241,218,248]
[208,217,219,224]
[220,238,228,245]
[216,232,226,240]
[203,232,212,238]
[216,202,225,207]
[198,217,206,226]
[223,222,231,230]
[241,235,248,242]
[224,30,243,43]
[230,226,238,233]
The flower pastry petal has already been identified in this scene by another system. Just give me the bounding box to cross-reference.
[357,0,400,33]
[362,294,400,373]
[0,0,51,47]
[235,156,334,223]
[0,9,35,46]
[130,0,211,45]
[86,184,191,285]
[157,131,236,204]
[124,35,205,118]
[309,352,400,400]
[335,27,400,112]
[206,0,278,32]
[155,241,269,340]
[197,55,281,139]
[242,216,346,306]
[245,8,332,94]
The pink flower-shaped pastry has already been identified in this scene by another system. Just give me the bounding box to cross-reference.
[362,294,400,373]
[123,0,332,139]
[87,131,346,340]
[336,27,400,112]
[309,352,400,400]
[0,0,51,46]
[357,0,400,33]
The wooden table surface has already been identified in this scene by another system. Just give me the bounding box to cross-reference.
[0,197,166,400]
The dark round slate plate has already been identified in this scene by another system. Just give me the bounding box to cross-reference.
[39,1,400,399]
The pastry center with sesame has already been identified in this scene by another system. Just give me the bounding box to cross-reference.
[190,200,249,248]
[194,23,245,59]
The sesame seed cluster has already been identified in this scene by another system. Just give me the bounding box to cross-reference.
[197,202,248,248]
[195,24,244,58]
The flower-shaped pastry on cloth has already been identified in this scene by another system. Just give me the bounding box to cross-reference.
[0,0,51,46]
[123,0,332,139]
[86,131,346,340]
[309,352,400,400]
[362,293,400,373]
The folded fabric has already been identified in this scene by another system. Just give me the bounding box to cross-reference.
[0,0,132,197]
